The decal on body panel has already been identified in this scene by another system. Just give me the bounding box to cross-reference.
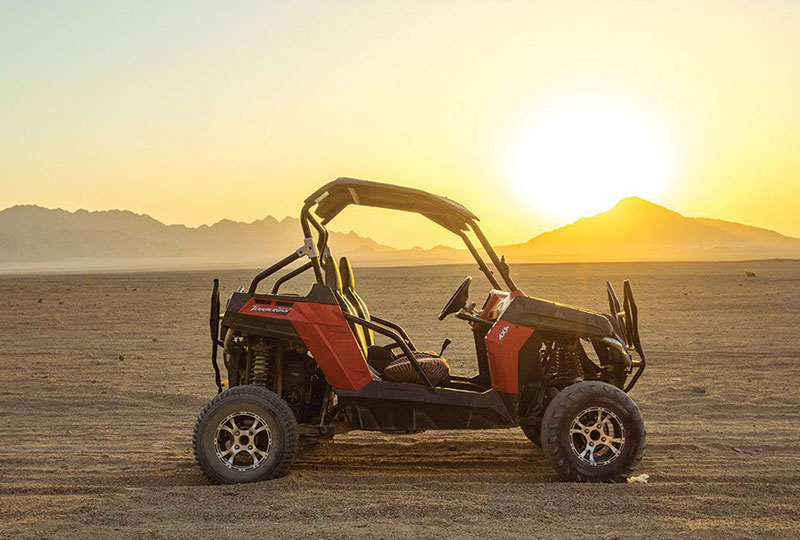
[498,325,510,341]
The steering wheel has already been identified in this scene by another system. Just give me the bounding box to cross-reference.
[438,277,471,320]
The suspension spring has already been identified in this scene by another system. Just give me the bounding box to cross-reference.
[250,345,271,387]
[549,338,583,383]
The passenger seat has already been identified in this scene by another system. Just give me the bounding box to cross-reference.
[339,257,375,346]
[337,256,450,386]
[322,255,369,355]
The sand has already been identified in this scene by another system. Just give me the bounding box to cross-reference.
[1,261,798,538]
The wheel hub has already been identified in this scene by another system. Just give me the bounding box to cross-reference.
[214,411,272,471]
[568,406,625,466]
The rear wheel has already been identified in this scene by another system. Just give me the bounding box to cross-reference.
[541,381,645,483]
[193,385,298,484]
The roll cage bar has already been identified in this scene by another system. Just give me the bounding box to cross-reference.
[249,178,517,295]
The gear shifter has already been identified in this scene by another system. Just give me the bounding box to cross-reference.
[439,338,452,357]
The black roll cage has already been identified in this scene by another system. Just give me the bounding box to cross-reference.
[248,178,517,295]
[223,178,646,395]
[240,179,519,392]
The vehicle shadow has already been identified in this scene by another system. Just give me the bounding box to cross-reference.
[296,437,554,485]
[144,436,555,487]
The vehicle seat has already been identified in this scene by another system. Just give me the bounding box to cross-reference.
[382,350,451,386]
[323,254,370,357]
[339,256,375,346]
[338,256,407,371]
[329,255,450,386]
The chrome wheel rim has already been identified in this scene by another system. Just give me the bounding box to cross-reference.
[569,407,625,466]
[214,411,272,471]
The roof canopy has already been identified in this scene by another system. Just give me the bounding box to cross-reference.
[304,178,478,233]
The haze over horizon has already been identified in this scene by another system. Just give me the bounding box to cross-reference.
[2,1,799,249]
[4,194,799,249]
[2,194,798,274]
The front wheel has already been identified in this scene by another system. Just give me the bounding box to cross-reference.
[541,381,645,483]
[193,385,298,484]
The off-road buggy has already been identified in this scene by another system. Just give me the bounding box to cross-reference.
[193,178,647,484]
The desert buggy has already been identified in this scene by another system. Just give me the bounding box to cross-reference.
[193,178,647,483]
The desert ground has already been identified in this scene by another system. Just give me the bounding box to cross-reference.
[1,260,798,539]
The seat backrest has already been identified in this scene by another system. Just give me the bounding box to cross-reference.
[323,254,369,357]
[339,256,375,346]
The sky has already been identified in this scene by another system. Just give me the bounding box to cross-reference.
[1,0,799,249]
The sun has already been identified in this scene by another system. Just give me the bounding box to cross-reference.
[508,103,674,222]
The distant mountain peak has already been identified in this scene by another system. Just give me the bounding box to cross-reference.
[504,195,800,262]
[609,196,681,217]
[1,204,61,215]
[613,196,660,209]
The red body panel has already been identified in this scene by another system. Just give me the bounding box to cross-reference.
[480,289,525,321]
[238,297,373,392]
[480,290,510,321]
[485,321,534,394]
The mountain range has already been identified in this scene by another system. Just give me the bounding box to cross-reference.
[498,197,800,262]
[1,197,798,272]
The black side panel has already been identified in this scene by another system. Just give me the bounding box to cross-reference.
[299,283,340,305]
[517,334,545,418]
[472,323,492,388]
[502,296,613,338]
[224,291,253,314]
[337,381,515,431]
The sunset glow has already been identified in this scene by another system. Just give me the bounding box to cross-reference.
[508,103,673,221]
[1,1,800,248]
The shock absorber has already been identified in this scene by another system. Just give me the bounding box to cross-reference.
[563,338,584,381]
[250,342,272,387]
[549,337,584,383]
